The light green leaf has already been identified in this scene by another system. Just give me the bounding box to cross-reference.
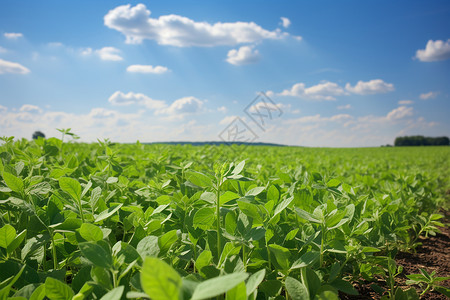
[0,224,16,249]
[95,204,123,223]
[191,273,249,300]
[44,277,74,300]
[59,177,81,201]
[193,207,215,229]
[226,281,246,300]
[137,236,160,258]
[7,229,26,254]
[158,230,178,253]
[245,187,265,196]
[99,286,124,300]
[268,244,291,271]
[79,223,103,242]
[78,241,112,269]
[246,269,265,296]
[185,171,213,188]
[285,276,309,300]
[3,172,23,193]
[141,257,182,300]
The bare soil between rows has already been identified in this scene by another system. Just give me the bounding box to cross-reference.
[341,210,450,300]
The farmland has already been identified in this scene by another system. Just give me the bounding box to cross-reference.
[0,137,449,299]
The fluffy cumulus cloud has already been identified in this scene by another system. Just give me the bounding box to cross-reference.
[108,91,166,109]
[0,59,30,74]
[126,64,169,74]
[104,3,287,46]
[4,32,23,39]
[157,96,204,116]
[81,47,123,61]
[280,17,291,28]
[345,79,394,95]
[386,106,413,121]
[337,104,351,110]
[226,46,260,65]
[280,81,346,101]
[20,104,42,113]
[419,91,438,100]
[415,39,450,62]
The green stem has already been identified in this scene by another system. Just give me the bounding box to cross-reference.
[242,245,247,270]
[50,231,58,270]
[320,226,326,267]
[78,199,85,223]
[216,181,222,259]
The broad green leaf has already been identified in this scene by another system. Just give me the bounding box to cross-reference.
[226,281,246,300]
[291,251,320,269]
[29,284,46,300]
[237,201,263,225]
[7,229,26,254]
[59,177,81,201]
[137,236,160,258]
[191,273,249,300]
[232,160,245,176]
[141,257,182,300]
[44,277,74,300]
[301,267,321,298]
[3,172,23,193]
[0,224,16,249]
[285,276,309,300]
[245,187,265,196]
[79,241,112,269]
[185,171,213,188]
[295,208,321,223]
[220,191,240,206]
[195,250,212,273]
[158,230,178,253]
[268,244,291,271]
[79,223,103,242]
[193,207,215,229]
[246,269,265,296]
[272,196,294,220]
[95,204,123,223]
[99,286,124,300]
[327,179,341,188]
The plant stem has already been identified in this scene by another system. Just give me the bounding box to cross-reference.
[216,180,222,259]
[320,226,326,267]
[50,231,58,269]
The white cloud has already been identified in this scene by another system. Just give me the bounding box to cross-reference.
[48,42,63,47]
[96,47,123,61]
[89,108,117,119]
[104,3,287,46]
[337,104,351,110]
[219,115,239,125]
[226,46,260,65]
[20,104,42,114]
[280,17,291,28]
[0,59,30,74]
[286,114,353,124]
[0,46,7,53]
[0,105,7,112]
[108,91,166,109]
[386,106,413,121]
[126,64,169,74]
[280,81,346,101]
[157,96,204,116]
[81,48,93,56]
[217,106,227,113]
[419,91,438,100]
[415,39,450,62]
[345,79,394,95]
[398,100,413,105]
[4,32,23,39]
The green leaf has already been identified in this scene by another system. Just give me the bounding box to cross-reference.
[193,207,215,229]
[59,177,81,201]
[246,269,265,296]
[226,281,246,300]
[232,160,245,176]
[79,223,103,242]
[158,230,178,254]
[295,208,321,223]
[99,286,124,300]
[291,251,320,269]
[29,284,46,300]
[44,277,74,300]
[79,241,112,269]
[285,276,309,300]
[272,196,294,220]
[0,224,16,249]
[195,250,212,274]
[245,187,265,196]
[301,267,321,299]
[191,273,249,300]
[7,229,26,254]
[141,257,182,300]
[327,179,341,188]
[3,172,23,193]
[137,236,160,258]
[237,201,263,225]
[220,191,240,206]
[94,204,123,223]
[185,171,213,188]
[268,244,291,271]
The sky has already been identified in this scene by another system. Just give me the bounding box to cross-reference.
[0,0,449,147]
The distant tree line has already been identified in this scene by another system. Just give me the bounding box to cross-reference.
[394,135,449,146]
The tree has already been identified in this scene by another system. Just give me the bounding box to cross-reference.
[394,135,449,146]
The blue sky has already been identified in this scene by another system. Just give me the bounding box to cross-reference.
[0,0,449,146]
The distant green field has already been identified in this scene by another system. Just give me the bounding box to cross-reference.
[0,138,449,299]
